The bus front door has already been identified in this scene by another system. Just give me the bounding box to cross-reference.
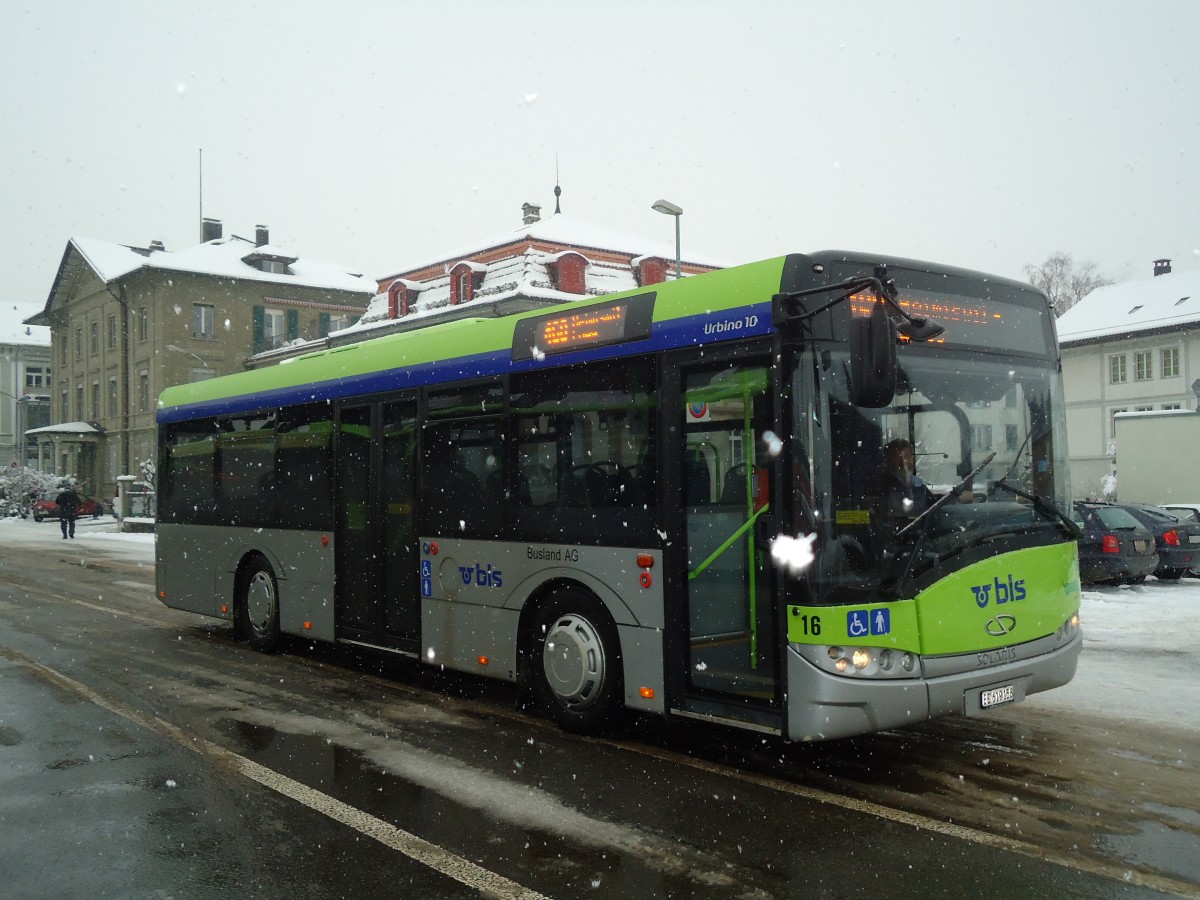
[676,358,781,716]
[335,399,420,651]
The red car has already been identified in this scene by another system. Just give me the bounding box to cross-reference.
[32,492,106,522]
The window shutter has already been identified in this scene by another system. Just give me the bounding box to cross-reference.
[286,308,299,341]
[319,312,331,337]
[252,306,265,353]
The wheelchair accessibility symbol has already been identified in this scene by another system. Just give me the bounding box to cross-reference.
[847,608,890,637]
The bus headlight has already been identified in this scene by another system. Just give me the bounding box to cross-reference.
[1057,613,1081,643]
[796,644,920,679]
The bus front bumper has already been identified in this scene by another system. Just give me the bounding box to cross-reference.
[784,632,1082,742]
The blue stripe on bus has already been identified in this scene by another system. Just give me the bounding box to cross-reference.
[157,301,776,423]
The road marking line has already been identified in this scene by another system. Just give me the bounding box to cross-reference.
[0,646,549,900]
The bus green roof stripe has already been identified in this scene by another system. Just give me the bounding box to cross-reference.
[158,257,787,415]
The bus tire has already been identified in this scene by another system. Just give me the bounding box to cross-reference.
[237,555,281,653]
[528,589,625,735]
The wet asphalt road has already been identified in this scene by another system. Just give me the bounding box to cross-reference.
[1,525,1197,899]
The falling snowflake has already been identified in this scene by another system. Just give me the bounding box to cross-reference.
[770,533,817,575]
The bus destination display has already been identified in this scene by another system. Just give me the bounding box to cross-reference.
[512,292,655,361]
[540,304,628,352]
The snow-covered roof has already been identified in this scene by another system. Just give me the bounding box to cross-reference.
[380,212,729,279]
[66,235,375,294]
[341,245,645,337]
[1057,268,1200,345]
[1,320,50,347]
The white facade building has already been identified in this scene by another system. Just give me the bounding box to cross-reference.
[0,321,51,467]
[1057,259,1200,500]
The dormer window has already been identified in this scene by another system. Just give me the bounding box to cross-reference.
[386,280,419,318]
[546,251,589,294]
[243,244,298,275]
[632,256,668,287]
[449,261,487,305]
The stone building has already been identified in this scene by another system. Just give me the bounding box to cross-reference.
[24,220,374,495]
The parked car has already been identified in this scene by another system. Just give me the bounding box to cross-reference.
[1115,502,1200,580]
[1072,501,1158,586]
[1160,503,1200,525]
[32,492,106,522]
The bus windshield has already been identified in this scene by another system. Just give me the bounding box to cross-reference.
[794,343,1072,606]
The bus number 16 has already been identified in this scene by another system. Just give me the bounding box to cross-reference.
[797,614,821,636]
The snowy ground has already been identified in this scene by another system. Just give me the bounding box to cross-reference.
[2,515,1195,734]
[1022,576,1200,735]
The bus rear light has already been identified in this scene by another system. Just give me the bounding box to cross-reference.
[1102,534,1120,554]
[321,534,330,548]
[1163,529,1180,547]
[303,621,312,630]
[477,656,489,666]
[639,687,655,699]
[636,553,654,568]
[220,603,229,614]
[639,572,652,588]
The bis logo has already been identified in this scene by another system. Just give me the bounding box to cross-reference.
[970,575,1026,609]
[459,562,503,589]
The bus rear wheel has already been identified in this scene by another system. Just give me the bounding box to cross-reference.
[528,590,624,735]
[237,555,281,652]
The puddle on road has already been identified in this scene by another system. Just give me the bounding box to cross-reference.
[1099,816,1200,884]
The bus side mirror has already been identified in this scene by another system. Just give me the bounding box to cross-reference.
[848,301,897,408]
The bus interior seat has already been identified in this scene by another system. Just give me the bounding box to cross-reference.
[720,463,766,508]
[686,448,711,505]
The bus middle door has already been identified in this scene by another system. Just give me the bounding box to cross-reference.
[674,356,781,719]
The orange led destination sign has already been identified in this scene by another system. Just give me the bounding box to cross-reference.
[539,304,628,351]
[512,293,656,361]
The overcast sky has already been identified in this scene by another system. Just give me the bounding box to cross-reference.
[4,1,1198,333]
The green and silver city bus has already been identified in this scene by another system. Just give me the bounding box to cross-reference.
[157,250,1081,741]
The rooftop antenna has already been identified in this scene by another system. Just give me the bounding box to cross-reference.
[554,154,562,214]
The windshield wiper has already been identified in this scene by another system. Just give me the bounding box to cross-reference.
[885,452,996,599]
[991,479,1081,538]
[896,452,996,541]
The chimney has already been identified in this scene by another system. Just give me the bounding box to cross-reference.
[256,224,269,247]
[149,240,165,252]
[521,202,541,226]
[201,217,222,242]
[1154,258,1172,277]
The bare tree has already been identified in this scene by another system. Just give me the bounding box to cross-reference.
[1024,252,1111,316]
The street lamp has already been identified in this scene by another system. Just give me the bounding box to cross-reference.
[165,343,208,366]
[651,199,683,280]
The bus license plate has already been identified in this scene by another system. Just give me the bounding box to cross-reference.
[1189,535,1200,544]
[980,685,1015,708]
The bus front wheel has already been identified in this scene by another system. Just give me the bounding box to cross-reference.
[237,555,281,653]
[528,590,624,735]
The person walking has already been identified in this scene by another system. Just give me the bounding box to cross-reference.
[56,483,81,540]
